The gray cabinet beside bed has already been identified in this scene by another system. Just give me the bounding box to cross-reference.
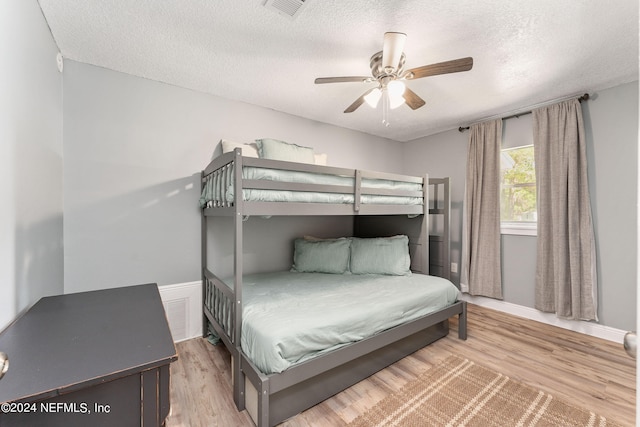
[200,147,467,427]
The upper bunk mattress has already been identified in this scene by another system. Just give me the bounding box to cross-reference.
[200,166,424,208]
[224,271,460,375]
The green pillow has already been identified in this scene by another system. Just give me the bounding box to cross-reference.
[256,138,315,164]
[292,238,351,274]
[350,235,411,275]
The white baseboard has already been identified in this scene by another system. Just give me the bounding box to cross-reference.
[158,281,202,343]
[462,294,627,344]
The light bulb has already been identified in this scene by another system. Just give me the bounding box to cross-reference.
[389,94,405,109]
[387,80,405,97]
[364,88,382,108]
[387,80,406,109]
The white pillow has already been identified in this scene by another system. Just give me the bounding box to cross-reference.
[221,139,259,158]
[314,153,328,166]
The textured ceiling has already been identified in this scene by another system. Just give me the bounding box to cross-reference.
[39,0,638,141]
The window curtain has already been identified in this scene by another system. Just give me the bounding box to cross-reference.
[460,119,503,299]
[533,99,598,320]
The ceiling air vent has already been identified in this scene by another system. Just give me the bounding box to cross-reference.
[264,0,309,19]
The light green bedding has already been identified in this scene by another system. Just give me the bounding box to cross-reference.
[200,166,423,207]
[224,271,460,375]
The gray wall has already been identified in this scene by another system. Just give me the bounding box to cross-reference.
[62,61,404,293]
[207,217,354,279]
[0,1,64,330]
[5,8,634,331]
[402,81,638,330]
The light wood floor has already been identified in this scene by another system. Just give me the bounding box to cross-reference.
[165,304,636,426]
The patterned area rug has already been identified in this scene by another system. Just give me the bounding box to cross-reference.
[348,355,622,427]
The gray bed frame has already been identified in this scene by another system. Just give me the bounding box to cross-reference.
[201,148,467,427]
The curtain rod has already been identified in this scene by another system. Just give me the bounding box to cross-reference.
[458,93,590,132]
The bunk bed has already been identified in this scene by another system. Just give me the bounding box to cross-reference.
[200,147,467,427]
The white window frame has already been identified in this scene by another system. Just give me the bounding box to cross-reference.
[501,221,537,236]
[500,145,537,236]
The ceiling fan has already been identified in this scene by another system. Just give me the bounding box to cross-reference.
[315,32,473,125]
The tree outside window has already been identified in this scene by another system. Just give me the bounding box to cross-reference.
[500,145,536,224]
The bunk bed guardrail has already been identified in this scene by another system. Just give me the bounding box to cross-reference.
[201,148,426,217]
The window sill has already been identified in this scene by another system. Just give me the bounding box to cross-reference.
[501,223,537,236]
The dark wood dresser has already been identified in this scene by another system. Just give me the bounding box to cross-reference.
[0,283,178,427]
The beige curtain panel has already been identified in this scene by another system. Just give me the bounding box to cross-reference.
[533,99,598,321]
[461,119,503,299]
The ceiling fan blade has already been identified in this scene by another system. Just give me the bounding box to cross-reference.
[344,88,376,113]
[404,57,473,80]
[403,87,426,110]
[315,76,372,84]
[382,32,407,71]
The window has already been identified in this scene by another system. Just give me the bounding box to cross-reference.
[500,145,537,235]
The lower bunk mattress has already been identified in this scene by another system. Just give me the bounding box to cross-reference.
[222,271,460,375]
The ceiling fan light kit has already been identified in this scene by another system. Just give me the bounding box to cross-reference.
[363,81,405,108]
[315,32,473,126]
[364,88,382,108]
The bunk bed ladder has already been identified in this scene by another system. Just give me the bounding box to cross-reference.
[423,173,429,275]
[428,177,451,280]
